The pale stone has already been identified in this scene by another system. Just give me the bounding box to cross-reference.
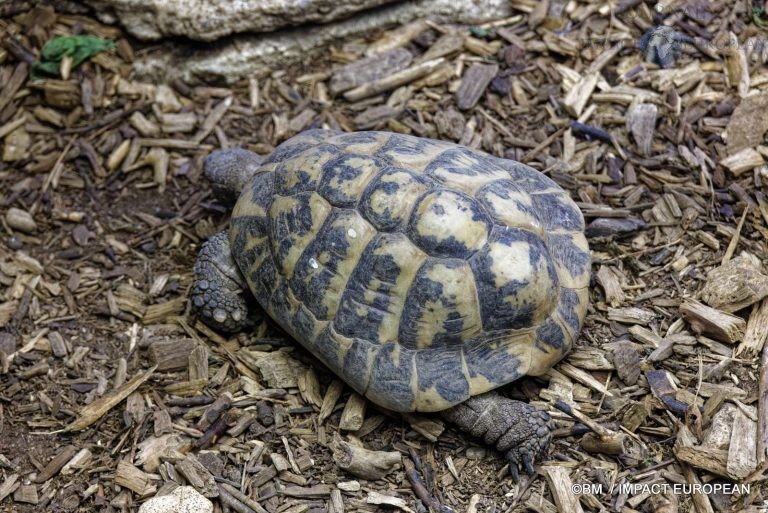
[138,486,213,513]
[85,0,398,41]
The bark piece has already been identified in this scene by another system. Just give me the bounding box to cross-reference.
[367,491,415,513]
[646,370,689,415]
[727,409,758,479]
[402,414,445,442]
[195,392,232,431]
[318,380,344,424]
[13,485,38,504]
[699,254,768,312]
[607,306,656,325]
[596,266,625,306]
[611,342,641,385]
[329,489,344,513]
[542,466,584,513]
[332,438,401,480]
[339,393,366,431]
[680,300,746,344]
[330,48,413,95]
[188,345,209,382]
[563,73,598,117]
[61,448,93,475]
[720,147,764,176]
[281,484,332,498]
[176,454,218,498]
[726,91,768,154]
[61,366,156,432]
[298,368,323,408]
[344,58,445,101]
[115,460,154,495]
[627,103,657,156]
[743,299,768,357]
[239,348,304,388]
[417,33,465,63]
[456,63,498,110]
[674,446,729,478]
[148,338,197,371]
[0,475,19,503]
[34,446,78,483]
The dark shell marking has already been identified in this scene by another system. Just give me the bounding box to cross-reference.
[230,130,590,412]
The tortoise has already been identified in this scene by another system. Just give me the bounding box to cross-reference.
[191,130,591,479]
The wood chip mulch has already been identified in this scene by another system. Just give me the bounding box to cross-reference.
[2,1,768,512]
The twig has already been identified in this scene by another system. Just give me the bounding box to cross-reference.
[218,485,257,513]
[554,399,616,438]
[758,338,768,466]
[521,126,568,163]
[722,205,749,265]
[219,483,268,513]
[403,458,454,513]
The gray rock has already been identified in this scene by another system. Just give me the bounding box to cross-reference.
[84,0,399,41]
[134,0,515,84]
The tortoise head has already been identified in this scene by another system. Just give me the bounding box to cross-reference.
[204,148,265,206]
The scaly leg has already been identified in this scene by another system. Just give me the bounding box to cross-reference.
[441,392,554,481]
[190,231,258,332]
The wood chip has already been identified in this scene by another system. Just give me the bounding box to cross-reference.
[680,300,746,344]
[699,254,768,312]
[456,63,499,110]
[542,466,584,513]
[339,393,366,431]
[61,366,157,432]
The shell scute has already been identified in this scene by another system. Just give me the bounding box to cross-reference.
[469,226,559,331]
[318,153,383,207]
[425,147,509,194]
[334,233,426,344]
[360,167,431,231]
[476,179,543,234]
[398,259,482,349]
[413,348,469,411]
[289,209,376,320]
[274,144,338,195]
[366,343,415,411]
[408,190,490,259]
[376,132,455,171]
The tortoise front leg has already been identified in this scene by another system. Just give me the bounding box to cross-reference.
[191,230,259,333]
[441,392,554,482]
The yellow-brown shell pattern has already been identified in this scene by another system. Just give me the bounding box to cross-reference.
[229,130,590,412]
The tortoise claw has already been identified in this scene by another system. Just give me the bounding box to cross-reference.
[522,453,536,476]
[508,461,520,483]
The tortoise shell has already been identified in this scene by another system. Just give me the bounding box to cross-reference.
[229,130,590,412]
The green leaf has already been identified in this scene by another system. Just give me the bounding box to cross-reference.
[753,7,768,27]
[469,26,492,39]
[31,35,115,79]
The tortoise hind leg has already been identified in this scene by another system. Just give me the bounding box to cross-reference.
[191,231,259,333]
[441,392,554,482]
